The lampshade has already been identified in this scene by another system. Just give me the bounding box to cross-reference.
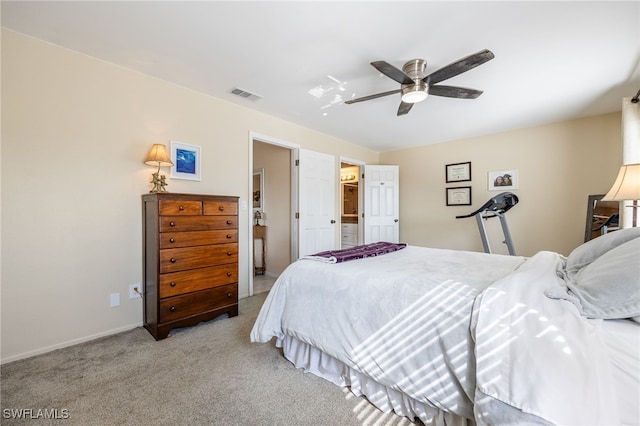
[144,144,173,167]
[602,163,640,201]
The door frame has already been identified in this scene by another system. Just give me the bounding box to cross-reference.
[248,132,299,296]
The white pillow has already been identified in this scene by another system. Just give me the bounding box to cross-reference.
[546,238,640,319]
[566,227,640,274]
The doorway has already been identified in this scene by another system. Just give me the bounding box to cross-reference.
[340,160,363,248]
[251,139,294,295]
[249,134,359,295]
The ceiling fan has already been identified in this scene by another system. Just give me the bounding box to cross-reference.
[344,49,495,116]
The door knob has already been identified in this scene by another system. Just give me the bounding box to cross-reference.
[394,219,399,222]
[330,220,336,224]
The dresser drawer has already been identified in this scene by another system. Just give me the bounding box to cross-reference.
[159,200,202,215]
[159,284,238,323]
[160,216,237,232]
[159,265,238,298]
[160,243,238,273]
[203,201,238,216]
[160,229,238,249]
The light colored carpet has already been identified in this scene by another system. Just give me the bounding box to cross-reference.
[1,292,418,425]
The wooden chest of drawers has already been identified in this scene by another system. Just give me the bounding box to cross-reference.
[142,193,239,340]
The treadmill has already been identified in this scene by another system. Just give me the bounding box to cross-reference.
[456,192,519,255]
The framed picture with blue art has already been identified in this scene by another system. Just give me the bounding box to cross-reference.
[170,141,201,181]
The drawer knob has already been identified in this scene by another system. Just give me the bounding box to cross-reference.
[227,251,232,256]
[170,258,177,263]
[226,272,232,277]
[219,206,225,211]
[169,221,176,227]
[226,292,233,298]
[169,306,176,312]
[226,234,232,239]
[179,205,185,211]
[170,282,176,287]
[226,220,232,225]
[169,238,176,243]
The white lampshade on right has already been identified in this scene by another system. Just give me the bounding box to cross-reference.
[602,163,640,228]
[602,163,640,201]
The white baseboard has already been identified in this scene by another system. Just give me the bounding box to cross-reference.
[1,322,143,365]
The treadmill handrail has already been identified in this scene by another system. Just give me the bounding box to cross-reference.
[456,192,518,219]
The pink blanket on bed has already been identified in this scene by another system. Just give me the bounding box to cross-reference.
[303,241,407,263]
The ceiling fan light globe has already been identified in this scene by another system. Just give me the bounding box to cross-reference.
[401,86,429,104]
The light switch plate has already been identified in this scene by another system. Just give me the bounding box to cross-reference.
[110,293,120,307]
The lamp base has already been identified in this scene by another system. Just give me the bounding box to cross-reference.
[150,172,169,193]
[629,201,638,227]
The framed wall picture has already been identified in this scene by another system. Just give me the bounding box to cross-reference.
[446,186,472,206]
[445,162,471,183]
[170,141,201,181]
[488,169,518,191]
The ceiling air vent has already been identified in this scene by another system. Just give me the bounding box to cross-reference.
[229,87,262,102]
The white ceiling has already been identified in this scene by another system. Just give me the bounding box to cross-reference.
[2,1,639,152]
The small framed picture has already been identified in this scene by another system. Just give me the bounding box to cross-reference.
[170,141,201,181]
[446,186,472,206]
[446,162,471,183]
[488,169,518,191]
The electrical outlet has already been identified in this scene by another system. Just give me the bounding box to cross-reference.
[129,284,141,299]
[110,293,120,307]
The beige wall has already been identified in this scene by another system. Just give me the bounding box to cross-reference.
[381,113,623,256]
[1,29,625,363]
[0,30,377,363]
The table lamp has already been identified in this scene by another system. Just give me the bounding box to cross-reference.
[144,144,173,193]
[602,163,640,227]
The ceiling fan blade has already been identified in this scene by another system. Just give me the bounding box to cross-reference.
[397,101,414,116]
[423,49,495,85]
[429,85,484,99]
[344,89,400,104]
[371,61,414,85]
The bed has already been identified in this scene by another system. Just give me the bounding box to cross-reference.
[250,228,640,425]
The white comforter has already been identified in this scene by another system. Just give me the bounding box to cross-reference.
[251,246,525,420]
[473,250,625,425]
[250,246,634,424]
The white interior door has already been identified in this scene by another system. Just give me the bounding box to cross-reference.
[363,165,400,243]
[298,149,336,257]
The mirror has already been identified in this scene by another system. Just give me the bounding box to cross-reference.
[253,168,264,212]
[584,194,619,242]
[342,183,358,216]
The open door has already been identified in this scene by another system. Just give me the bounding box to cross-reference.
[363,165,400,243]
[297,149,337,257]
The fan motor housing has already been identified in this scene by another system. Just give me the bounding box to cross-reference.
[401,59,428,102]
[402,59,427,80]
